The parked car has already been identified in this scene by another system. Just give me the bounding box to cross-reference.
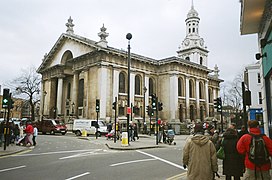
[37,119,67,135]
[72,119,108,136]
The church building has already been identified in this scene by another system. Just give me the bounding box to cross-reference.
[37,4,223,126]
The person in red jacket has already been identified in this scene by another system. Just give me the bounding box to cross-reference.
[237,120,272,180]
[24,121,34,146]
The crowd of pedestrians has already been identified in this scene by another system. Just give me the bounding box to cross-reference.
[182,120,272,180]
[0,120,37,148]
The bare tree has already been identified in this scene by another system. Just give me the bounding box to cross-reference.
[12,66,41,121]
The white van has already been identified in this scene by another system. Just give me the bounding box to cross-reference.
[72,119,108,136]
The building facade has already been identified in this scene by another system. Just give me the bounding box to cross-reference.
[38,5,223,125]
[240,0,272,137]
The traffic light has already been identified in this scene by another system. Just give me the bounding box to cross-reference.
[158,102,163,111]
[214,97,222,112]
[217,97,222,112]
[9,97,14,109]
[150,109,154,116]
[2,88,10,108]
[112,102,116,110]
[151,94,157,110]
[96,99,100,112]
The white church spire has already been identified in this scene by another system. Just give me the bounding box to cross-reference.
[177,1,209,67]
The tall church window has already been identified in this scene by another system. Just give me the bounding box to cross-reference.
[135,75,141,95]
[208,88,212,103]
[199,81,204,99]
[190,105,195,121]
[149,78,155,96]
[119,72,126,93]
[178,78,184,96]
[189,28,191,33]
[78,79,84,107]
[189,79,195,98]
[67,83,71,100]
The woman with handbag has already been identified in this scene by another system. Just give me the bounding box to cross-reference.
[221,128,244,180]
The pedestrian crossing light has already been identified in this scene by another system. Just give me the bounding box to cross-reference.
[112,101,116,110]
[96,99,100,112]
[158,102,163,111]
[214,97,222,112]
[2,88,10,108]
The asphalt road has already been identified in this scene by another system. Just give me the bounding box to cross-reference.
[0,133,186,180]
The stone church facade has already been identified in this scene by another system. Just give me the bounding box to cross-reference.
[37,5,223,125]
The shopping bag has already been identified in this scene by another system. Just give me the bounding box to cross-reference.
[216,146,225,159]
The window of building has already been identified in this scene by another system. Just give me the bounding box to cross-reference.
[178,78,183,96]
[133,106,140,116]
[257,73,261,83]
[119,72,126,93]
[185,57,190,61]
[135,75,141,95]
[118,107,125,116]
[67,83,71,99]
[190,105,195,121]
[78,79,84,107]
[192,28,195,33]
[189,80,194,98]
[259,92,262,104]
[149,78,155,96]
[200,57,203,65]
[199,82,204,99]
[208,89,212,103]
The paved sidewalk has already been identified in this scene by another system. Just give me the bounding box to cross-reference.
[0,144,29,157]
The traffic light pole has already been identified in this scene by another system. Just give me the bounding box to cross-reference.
[156,97,158,145]
[114,97,117,143]
[96,111,99,139]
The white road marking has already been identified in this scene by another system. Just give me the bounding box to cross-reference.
[65,172,90,180]
[136,150,185,170]
[14,149,96,157]
[110,158,156,167]
[0,165,26,173]
[59,149,102,160]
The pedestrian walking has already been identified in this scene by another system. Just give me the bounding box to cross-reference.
[183,123,218,180]
[221,128,244,180]
[237,120,272,180]
[24,121,34,146]
[33,123,38,146]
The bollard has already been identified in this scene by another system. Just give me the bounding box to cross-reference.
[121,132,128,146]
[81,129,87,137]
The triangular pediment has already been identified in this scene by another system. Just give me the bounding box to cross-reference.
[37,33,98,73]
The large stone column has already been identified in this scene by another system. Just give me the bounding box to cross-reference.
[40,80,45,121]
[72,71,79,116]
[185,76,190,120]
[196,79,200,119]
[99,66,107,119]
[205,80,209,117]
[56,77,64,116]
[112,70,119,104]
[84,68,89,118]
[169,74,178,121]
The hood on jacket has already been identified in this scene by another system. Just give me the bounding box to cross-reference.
[191,134,209,146]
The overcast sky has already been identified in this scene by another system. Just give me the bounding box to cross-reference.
[0,0,258,92]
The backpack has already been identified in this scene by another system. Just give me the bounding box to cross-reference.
[248,133,270,166]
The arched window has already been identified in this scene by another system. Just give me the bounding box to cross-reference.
[149,78,155,96]
[78,79,84,107]
[190,105,195,121]
[200,106,204,121]
[200,57,203,65]
[189,79,194,98]
[178,78,184,96]
[208,88,212,103]
[119,72,126,93]
[185,57,190,61]
[61,50,73,65]
[199,81,204,99]
[67,83,71,99]
[135,75,141,95]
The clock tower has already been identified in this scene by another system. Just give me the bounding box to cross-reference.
[177,2,209,67]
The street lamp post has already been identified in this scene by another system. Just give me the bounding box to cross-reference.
[126,33,132,144]
[143,86,147,134]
